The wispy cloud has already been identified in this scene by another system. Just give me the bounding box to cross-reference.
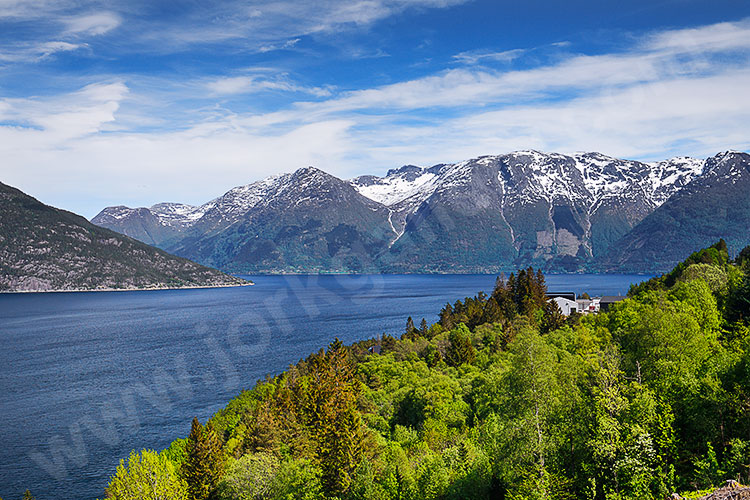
[0,0,471,66]
[0,82,127,140]
[257,38,301,53]
[1,18,750,217]
[205,74,332,97]
[0,40,85,62]
[645,18,750,54]
[452,48,526,65]
[63,11,121,36]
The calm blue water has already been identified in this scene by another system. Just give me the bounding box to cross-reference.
[0,274,647,500]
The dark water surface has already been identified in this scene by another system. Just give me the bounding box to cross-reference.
[0,274,647,499]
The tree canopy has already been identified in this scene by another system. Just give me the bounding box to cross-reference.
[103,242,750,500]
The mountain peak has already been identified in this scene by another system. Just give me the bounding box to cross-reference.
[293,165,327,177]
[386,165,424,177]
[91,149,746,274]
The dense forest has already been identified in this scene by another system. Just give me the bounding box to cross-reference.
[96,240,750,500]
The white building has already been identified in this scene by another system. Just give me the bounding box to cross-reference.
[551,296,578,316]
[576,298,601,314]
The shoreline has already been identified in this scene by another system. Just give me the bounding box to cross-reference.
[234,271,656,277]
[0,281,254,295]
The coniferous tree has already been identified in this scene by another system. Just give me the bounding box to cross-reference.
[440,303,455,330]
[22,492,34,500]
[540,300,565,334]
[736,244,750,268]
[301,339,363,496]
[420,318,428,337]
[482,297,504,325]
[404,316,417,340]
[446,324,476,367]
[182,417,225,500]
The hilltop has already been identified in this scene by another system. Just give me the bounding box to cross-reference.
[0,182,248,292]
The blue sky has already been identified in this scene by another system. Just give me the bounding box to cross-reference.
[1,0,749,217]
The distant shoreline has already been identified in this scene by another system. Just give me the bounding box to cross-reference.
[0,281,254,294]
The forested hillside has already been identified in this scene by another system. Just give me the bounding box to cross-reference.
[102,241,750,500]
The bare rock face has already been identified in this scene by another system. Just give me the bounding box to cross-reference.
[0,182,247,292]
[602,151,750,272]
[92,150,748,274]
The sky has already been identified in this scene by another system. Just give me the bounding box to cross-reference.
[1,0,749,218]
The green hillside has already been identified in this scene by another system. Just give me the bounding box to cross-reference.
[100,242,750,500]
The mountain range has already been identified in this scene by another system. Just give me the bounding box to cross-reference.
[0,181,248,291]
[92,150,750,274]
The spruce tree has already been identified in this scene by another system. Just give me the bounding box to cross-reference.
[482,297,503,324]
[440,303,455,330]
[182,417,225,500]
[420,318,428,337]
[301,339,363,496]
[446,324,476,367]
[404,316,417,339]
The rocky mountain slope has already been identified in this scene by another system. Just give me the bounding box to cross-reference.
[0,182,247,291]
[602,151,750,272]
[92,150,746,274]
[97,167,394,273]
[352,151,704,271]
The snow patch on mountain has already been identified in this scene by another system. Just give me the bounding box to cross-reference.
[351,150,705,217]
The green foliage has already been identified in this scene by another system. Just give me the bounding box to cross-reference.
[216,453,279,500]
[105,243,750,500]
[300,339,364,496]
[161,438,187,469]
[271,459,323,500]
[105,449,187,500]
[727,271,750,324]
[446,324,476,367]
[664,240,729,287]
[403,317,417,340]
[736,245,750,269]
[692,442,724,489]
[183,418,225,500]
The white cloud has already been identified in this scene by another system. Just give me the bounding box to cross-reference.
[206,76,258,95]
[0,82,128,142]
[257,38,301,53]
[114,0,471,53]
[0,0,468,62]
[2,18,750,217]
[452,48,526,65]
[63,11,121,36]
[645,18,750,54]
[0,0,65,19]
[0,40,84,61]
[205,74,332,97]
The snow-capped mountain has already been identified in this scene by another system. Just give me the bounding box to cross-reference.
[603,150,750,271]
[95,167,393,272]
[349,151,704,268]
[92,150,748,273]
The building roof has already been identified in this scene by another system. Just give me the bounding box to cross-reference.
[551,296,577,305]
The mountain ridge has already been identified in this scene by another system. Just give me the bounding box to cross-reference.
[91,150,749,274]
[0,182,249,292]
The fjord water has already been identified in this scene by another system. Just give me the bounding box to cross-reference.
[0,274,646,500]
